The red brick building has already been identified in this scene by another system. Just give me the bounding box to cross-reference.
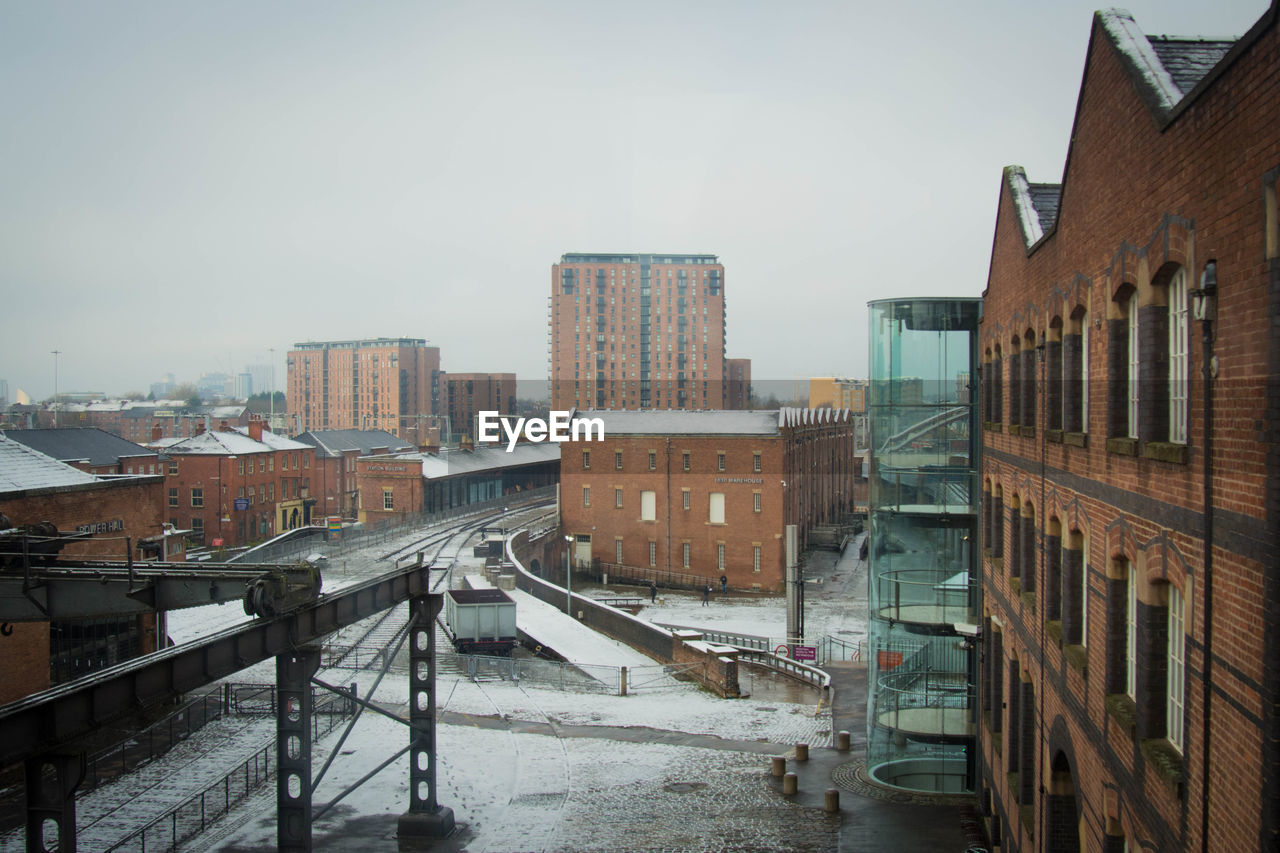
[286,338,440,438]
[559,409,859,591]
[978,6,1279,851]
[294,429,414,520]
[0,434,168,704]
[151,417,316,547]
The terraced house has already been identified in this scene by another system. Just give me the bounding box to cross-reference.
[978,4,1279,851]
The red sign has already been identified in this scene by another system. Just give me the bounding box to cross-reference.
[792,645,816,662]
[877,650,903,670]
[211,538,224,547]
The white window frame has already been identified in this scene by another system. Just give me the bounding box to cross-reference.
[709,492,725,524]
[648,541,656,567]
[1080,533,1089,647]
[615,488,623,508]
[753,545,761,573]
[641,490,656,521]
[616,538,623,563]
[1169,269,1189,444]
[582,486,590,507]
[383,488,394,510]
[682,542,690,569]
[753,493,761,513]
[1126,563,1137,698]
[1127,297,1140,439]
[1167,585,1185,751]
[717,543,725,570]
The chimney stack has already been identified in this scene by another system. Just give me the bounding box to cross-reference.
[219,419,230,432]
[248,416,263,443]
[194,420,206,436]
[151,423,163,442]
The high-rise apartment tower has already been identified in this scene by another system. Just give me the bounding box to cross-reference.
[549,253,728,411]
[287,338,440,440]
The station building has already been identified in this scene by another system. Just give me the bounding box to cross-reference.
[355,443,560,527]
[559,409,860,592]
[293,429,415,521]
[977,5,1280,851]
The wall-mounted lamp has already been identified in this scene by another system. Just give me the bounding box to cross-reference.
[1191,260,1218,322]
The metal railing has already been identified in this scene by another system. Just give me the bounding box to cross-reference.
[653,623,772,652]
[817,634,866,665]
[583,561,715,592]
[104,686,355,853]
[737,650,831,690]
[81,686,229,794]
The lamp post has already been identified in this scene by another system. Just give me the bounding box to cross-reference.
[564,534,574,615]
[51,350,60,428]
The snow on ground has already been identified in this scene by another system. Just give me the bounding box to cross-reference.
[4,515,866,852]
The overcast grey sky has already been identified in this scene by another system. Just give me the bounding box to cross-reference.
[0,0,1268,401]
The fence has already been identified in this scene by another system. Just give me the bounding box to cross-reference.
[654,623,772,652]
[573,560,715,593]
[82,686,229,794]
[104,685,355,853]
[817,634,866,666]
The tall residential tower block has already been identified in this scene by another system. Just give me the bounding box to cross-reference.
[549,253,736,411]
[287,338,440,440]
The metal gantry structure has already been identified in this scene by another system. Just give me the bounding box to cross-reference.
[0,551,456,852]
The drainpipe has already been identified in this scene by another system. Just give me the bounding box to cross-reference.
[1194,262,1217,853]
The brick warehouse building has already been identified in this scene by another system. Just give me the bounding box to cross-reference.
[548,252,752,412]
[559,409,860,592]
[151,417,316,547]
[0,435,168,704]
[977,5,1279,852]
[286,338,441,439]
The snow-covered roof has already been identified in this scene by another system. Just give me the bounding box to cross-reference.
[575,410,781,436]
[156,428,304,456]
[230,426,311,451]
[0,434,102,493]
[371,442,561,479]
[1098,9,1239,118]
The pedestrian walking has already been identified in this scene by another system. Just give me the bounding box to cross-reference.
[702,584,711,606]
[719,574,728,594]
[649,580,658,604]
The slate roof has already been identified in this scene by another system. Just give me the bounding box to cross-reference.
[1149,38,1236,96]
[0,434,102,493]
[1,428,159,468]
[295,429,415,458]
[1027,184,1062,235]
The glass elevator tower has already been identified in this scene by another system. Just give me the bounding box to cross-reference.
[866,297,981,793]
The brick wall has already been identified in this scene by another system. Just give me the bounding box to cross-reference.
[978,6,1279,851]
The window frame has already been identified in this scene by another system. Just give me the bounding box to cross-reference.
[1168,268,1189,444]
[1127,296,1140,439]
[1167,584,1186,751]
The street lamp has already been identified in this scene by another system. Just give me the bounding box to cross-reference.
[51,350,60,428]
[564,534,575,615]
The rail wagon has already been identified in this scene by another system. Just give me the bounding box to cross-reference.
[443,588,518,655]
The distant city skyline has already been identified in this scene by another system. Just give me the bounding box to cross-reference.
[1,1,1268,400]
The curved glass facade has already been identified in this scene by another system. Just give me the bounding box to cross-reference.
[866,297,980,794]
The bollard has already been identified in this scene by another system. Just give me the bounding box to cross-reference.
[782,772,798,796]
[824,788,840,813]
[795,743,809,762]
[836,730,851,752]
[771,756,787,777]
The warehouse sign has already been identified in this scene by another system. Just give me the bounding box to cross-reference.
[76,519,125,535]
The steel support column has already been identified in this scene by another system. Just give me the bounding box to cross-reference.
[277,645,321,852]
[24,752,85,853]
[398,594,455,840]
